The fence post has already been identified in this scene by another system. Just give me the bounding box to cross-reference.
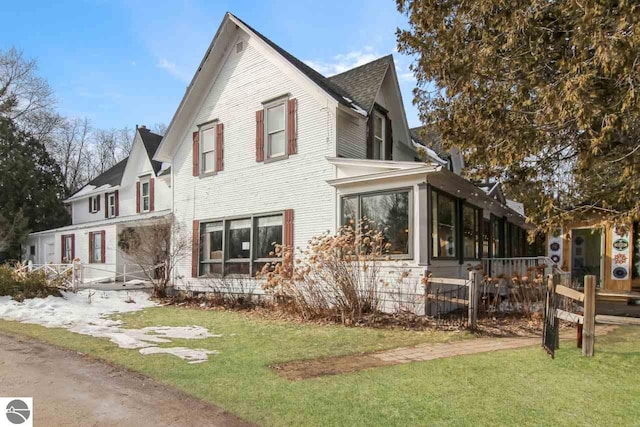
[582,275,596,356]
[468,270,479,330]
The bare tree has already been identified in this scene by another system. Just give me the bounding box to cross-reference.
[151,122,168,136]
[118,126,135,156]
[51,117,92,195]
[0,47,61,141]
[117,215,190,298]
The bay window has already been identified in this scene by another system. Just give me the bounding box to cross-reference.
[340,189,411,258]
[199,213,283,277]
[431,190,457,258]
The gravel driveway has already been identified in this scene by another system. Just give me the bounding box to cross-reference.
[0,332,253,427]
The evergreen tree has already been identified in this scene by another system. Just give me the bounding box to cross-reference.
[0,117,69,260]
[397,1,640,230]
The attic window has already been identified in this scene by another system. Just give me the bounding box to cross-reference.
[236,41,244,54]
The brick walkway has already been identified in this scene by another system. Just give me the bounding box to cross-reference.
[273,325,616,380]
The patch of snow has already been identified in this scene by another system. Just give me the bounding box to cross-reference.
[140,347,220,364]
[0,290,221,363]
[350,104,367,116]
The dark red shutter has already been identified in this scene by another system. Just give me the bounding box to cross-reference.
[61,235,65,263]
[385,116,393,160]
[70,234,75,260]
[216,123,224,171]
[136,182,141,213]
[256,110,264,162]
[88,198,91,213]
[192,220,200,277]
[104,194,109,218]
[192,131,200,176]
[100,230,106,263]
[366,115,374,159]
[284,209,294,268]
[114,190,119,216]
[89,232,94,263]
[149,179,155,212]
[97,195,100,211]
[288,98,297,155]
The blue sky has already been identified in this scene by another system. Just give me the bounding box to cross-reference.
[0,0,421,130]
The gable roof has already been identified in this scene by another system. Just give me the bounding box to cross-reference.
[328,55,393,114]
[86,158,128,188]
[138,127,163,175]
[410,126,450,159]
[231,14,366,114]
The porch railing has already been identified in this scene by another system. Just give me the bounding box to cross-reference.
[482,256,568,283]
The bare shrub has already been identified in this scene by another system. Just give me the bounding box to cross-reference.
[201,276,263,309]
[259,221,408,324]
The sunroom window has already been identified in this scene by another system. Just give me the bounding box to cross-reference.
[431,190,456,258]
[462,204,481,259]
[340,189,411,258]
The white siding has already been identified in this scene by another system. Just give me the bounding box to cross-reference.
[336,111,367,159]
[171,37,338,286]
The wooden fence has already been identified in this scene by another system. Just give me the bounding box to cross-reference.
[425,271,481,330]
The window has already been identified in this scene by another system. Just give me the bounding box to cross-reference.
[463,204,481,259]
[62,235,73,262]
[90,196,99,213]
[141,179,150,212]
[482,218,491,258]
[491,216,503,258]
[90,231,103,263]
[108,193,116,218]
[265,101,286,159]
[340,189,411,258]
[29,245,36,256]
[200,124,216,174]
[431,190,457,258]
[373,112,385,160]
[199,214,283,277]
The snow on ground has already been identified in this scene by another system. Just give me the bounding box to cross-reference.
[0,290,221,363]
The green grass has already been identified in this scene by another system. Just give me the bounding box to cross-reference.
[0,307,639,426]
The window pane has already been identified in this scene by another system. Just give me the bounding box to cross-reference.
[142,182,149,197]
[255,215,283,259]
[201,127,216,152]
[361,191,409,255]
[227,218,251,259]
[373,138,382,160]
[268,131,286,157]
[463,205,478,259]
[225,262,250,275]
[341,196,358,230]
[203,151,216,173]
[492,218,502,257]
[93,234,101,262]
[200,263,222,276]
[374,115,383,138]
[483,219,490,258]
[267,103,285,132]
[201,222,223,262]
[143,197,149,211]
[432,191,456,257]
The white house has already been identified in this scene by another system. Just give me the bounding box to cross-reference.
[24,126,171,281]
[150,13,532,292]
[24,13,533,291]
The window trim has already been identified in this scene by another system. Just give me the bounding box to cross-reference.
[462,202,482,261]
[339,187,413,260]
[198,120,218,175]
[430,188,459,260]
[89,196,99,213]
[107,193,116,218]
[62,234,74,263]
[89,231,104,264]
[139,176,151,213]
[263,96,289,162]
[198,211,285,277]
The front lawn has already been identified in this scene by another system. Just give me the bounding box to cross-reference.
[0,307,638,426]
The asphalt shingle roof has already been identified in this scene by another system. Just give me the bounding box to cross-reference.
[328,55,393,113]
[82,128,164,192]
[231,13,368,114]
[409,126,450,159]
